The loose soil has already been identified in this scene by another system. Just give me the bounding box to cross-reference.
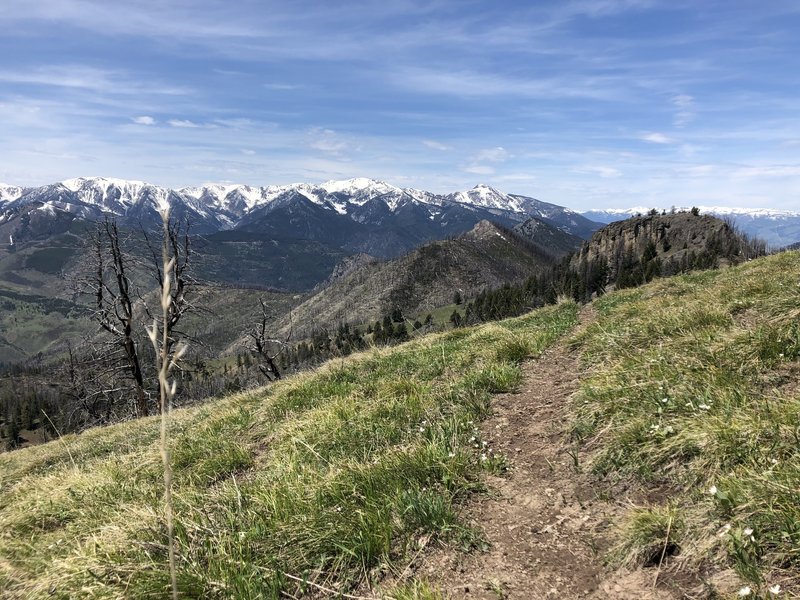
[406,306,683,599]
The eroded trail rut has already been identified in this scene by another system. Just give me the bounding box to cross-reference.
[415,306,678,599]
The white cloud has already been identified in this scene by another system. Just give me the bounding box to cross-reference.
[309,128,348,154]
[168,119,201,128]
[393,67,622,101]
[672,94,695,127]
[475,146,510,162]
[575,165,622,178]
[641,132,674,144]
[240,149,256,155]
[677,164,714,176]
[422,139,450,151]
[0,65,188,96]
[263,83,299,90]
[133,115,155,125]
[734,165,800,178]
[463,164,495,175]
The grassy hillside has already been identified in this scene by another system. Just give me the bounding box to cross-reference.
[0,303,578,598]
[572,251,800,594]
[2,251,799,598]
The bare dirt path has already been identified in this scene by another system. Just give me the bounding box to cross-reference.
[413,305,679,599]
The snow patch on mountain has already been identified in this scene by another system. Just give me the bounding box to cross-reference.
[448,184,525,213]
[0,184,24,202]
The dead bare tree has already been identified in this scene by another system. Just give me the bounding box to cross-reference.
[88,218,151,416]
[80,215,193,418]
[247,298,292,381]
[141,218,193,361]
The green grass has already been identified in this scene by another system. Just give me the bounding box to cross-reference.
[571,251,800,594]
[0,302,578,598]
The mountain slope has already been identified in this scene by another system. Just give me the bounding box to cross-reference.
[513,216,584,256]
[283,220,566,334]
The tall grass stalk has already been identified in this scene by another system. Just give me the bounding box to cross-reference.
[146,208,186,600]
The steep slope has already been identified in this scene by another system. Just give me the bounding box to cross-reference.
[283,220,565,334]
[572,211,765,288]
[513,216,584,256]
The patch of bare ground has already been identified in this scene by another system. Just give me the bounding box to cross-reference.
[407,306,682,599]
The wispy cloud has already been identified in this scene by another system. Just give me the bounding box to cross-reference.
[133,115,155,125]
[462,164,495,176]
[575,165,623,178]
[392,67,624,101]
[0,65,188,96]
[734,164,800,178]
[422,139,451,151]
[640,132,674,144]
[308,128,350,155]
[168,119,203,128]
[672,94,695,127]
[474,147,510,162]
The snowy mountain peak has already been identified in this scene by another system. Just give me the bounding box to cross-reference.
[61,176,148,194]
[320,177,400,196]
[449,184,525,213]
[0,183,24,202]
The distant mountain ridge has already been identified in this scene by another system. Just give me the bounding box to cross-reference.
[0,177,599,245]
[583,206,800,248]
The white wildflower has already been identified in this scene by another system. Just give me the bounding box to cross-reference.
[769,584,781,595]
[698,403,711,410]
[709,485,718,495]
[662,397,669,403]
[738,586,752,597]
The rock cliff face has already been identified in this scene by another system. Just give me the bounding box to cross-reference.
[573,211,765,285]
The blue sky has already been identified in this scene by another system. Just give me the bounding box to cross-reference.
[1,0,799,210]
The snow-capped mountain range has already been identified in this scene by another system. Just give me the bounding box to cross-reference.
[0,177,599,247]
[2,177,798,252]
[582,207,800,248]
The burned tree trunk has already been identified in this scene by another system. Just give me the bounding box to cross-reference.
[89,219,150,417]
[248,299,292,381]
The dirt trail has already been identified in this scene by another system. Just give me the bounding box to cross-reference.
[415,306,679,599]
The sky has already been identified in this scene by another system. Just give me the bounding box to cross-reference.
[1,0,799,211]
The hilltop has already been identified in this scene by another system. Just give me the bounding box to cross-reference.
[572,211,765,290]
[1,250,798,598]
[583,207,800,249]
